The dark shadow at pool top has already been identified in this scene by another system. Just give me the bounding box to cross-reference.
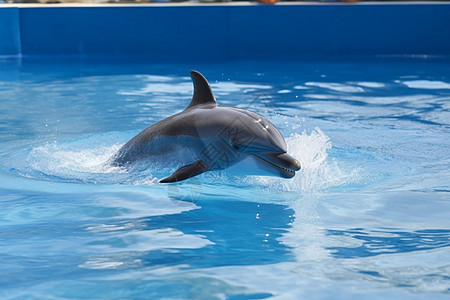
[327,228,450,259]
[141,198,295,269]
[2,4,450,59]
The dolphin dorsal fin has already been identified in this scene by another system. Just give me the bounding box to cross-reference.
[186,70,217,109]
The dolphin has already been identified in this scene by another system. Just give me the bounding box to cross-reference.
[110,70,301,183]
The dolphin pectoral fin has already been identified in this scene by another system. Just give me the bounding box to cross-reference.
[160,160,209,183]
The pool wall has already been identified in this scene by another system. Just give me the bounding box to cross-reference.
[1,3,450,59]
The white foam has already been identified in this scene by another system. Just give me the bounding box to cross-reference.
[398,80,450,89]
[137,75,174,82]
[293,85,309,90]
[305,82,365,93]
[277,89,292,94]
[303,94,335,100]
[118,82,193,96]
[354,82,385,88]
[211,81,272,96]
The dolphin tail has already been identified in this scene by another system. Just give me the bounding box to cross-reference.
[160,160,209,183]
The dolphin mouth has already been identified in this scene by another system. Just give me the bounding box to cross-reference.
[252,153,301,178]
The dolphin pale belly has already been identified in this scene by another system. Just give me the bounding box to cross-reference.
[110,71,301,183]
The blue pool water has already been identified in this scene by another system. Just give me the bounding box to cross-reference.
[0,56,449,299]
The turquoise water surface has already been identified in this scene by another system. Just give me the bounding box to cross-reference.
[0,57,449,299]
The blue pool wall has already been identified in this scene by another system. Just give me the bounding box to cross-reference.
[1,3,450,59]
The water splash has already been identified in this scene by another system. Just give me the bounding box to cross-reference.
[29,142,120,173]
[288,128,334,192]
[1,134,138,184]
[253,127,359,194]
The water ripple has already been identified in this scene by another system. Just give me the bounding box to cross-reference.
[327,228,450,258]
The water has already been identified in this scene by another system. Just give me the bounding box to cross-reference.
[0,56,449,299]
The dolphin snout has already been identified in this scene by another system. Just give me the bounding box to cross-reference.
[275,153,301,171]
[292,158,301,171]
[253,152,301,178]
